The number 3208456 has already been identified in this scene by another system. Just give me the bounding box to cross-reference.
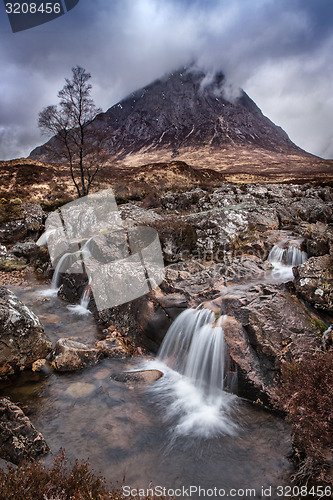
[5,3,62,14]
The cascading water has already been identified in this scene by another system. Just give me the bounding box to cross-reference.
[67,281,92,316]
[40,240,92,298]
[268,244,307,281]
[159,308,236,395]
[146,308,238,439]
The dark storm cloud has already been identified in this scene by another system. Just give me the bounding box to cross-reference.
[0,0,332,160]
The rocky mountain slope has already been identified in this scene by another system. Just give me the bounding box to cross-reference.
[29,67,333,176]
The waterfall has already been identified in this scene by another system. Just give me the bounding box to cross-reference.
[158,308,214,373]
[40,240,92,298]
[285,246,307,266]
[268,244,307,267]
[51,252,71,289]
[80,285,91,309]
[146,308,238,439]
[268,244,307,281]
[67,281,92,316]
[159,308,235,395]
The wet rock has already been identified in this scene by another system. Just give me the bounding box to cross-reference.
[97,288,188,353]
[11,241,38,258]
[136,291,189,352]
[95,335,130,358]
[0,397,48,464]
[58,273,88,304]
[0,253,27,272]
[31,359,50,373]
[50,338,102,372]
[293,255,333,314]
[302,222,333,257]
[0,286,52,379]
[111,369,163,386]
[221,283,321,404]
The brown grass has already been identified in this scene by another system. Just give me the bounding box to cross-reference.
[0,450,173,500]
[277,349,333,485]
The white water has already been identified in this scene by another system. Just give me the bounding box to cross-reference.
[146,308,238,439]
[67,283,92,316]
[268,244,307,280]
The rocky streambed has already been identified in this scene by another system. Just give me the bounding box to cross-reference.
[0,182,332,496]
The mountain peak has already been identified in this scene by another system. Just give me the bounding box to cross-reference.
[30,67,306,166]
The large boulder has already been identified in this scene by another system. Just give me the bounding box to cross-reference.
[302,222,333,257]
[220,283,321,404]
[0,286,52,379]
[97,288,188,353]
[293,255,333,314]
[0,202,45,244]
[0,398,48,464]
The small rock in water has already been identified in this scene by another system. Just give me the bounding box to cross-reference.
[38,313,61,325]
[50,338,102,372]
[31,358,50,373]
[93,367,112,380]
[65,382,96,398]
[111,369,163,387]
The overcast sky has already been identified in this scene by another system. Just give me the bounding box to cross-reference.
[1,0,333,160]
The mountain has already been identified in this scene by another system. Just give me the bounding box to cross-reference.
[30,67,332,176]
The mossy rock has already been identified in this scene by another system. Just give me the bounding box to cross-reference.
[310,316,329,336]
[9,198,22,205]
[0,200,24,223]
[0,259,27,272]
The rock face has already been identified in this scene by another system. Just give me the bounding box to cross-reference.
[221,283,321,403]
[130,183,332,262]
[49,183,331,403]
[0,286,52,379]
[293,255,333,314]
[0,398,48,464]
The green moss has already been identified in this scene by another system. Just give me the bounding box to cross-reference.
[0,199,24,224]
[0,259,27,272]
[310,316,328,336]
[10,198,22,205]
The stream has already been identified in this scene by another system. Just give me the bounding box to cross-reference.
[0,248,300,499]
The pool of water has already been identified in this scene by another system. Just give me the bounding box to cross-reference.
[0,279,294,499]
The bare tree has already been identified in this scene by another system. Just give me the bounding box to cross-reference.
[38,66,107,197]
